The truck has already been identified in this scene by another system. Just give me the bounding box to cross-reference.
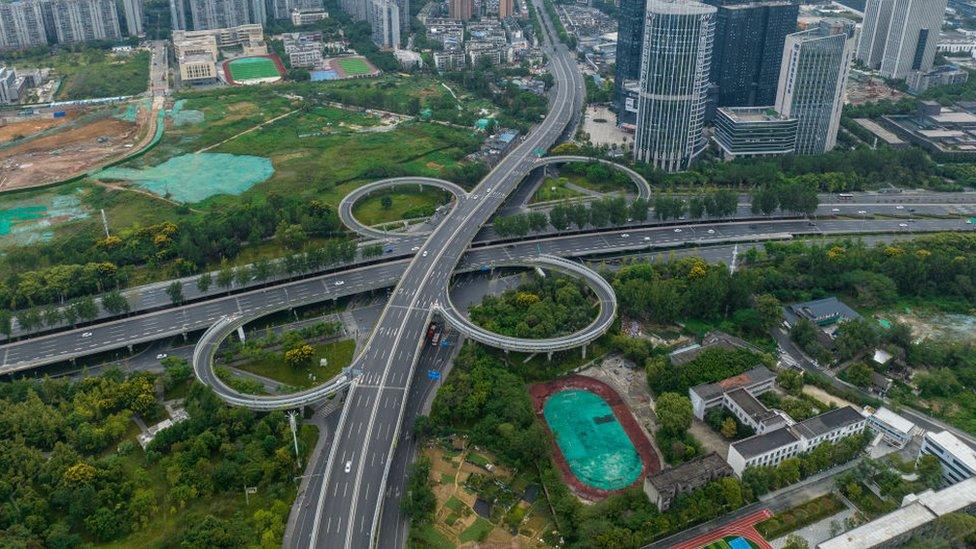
[431,330,441,347]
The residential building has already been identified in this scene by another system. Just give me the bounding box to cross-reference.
[170,0,187,30]
[775,19,855,155]
[726,406,867,475]
[0,1,48,50]
[499,0,512,18]
[858,0,949,79]
[339,0,366,21]
[369,0,400,48]
[817,477,976,549]
[433,50,466,71]
[919,430,976,486]
[49,0,123,44]
[187,0,252,30]
[688,365,776,420]
[643,453,734,511]
[906,64,968,93]
[393,48,422,68]
[867,407,916,448]
[290,7,328,24]
[706,0,798,108]
[122,0,143,35]
[612,0,646,124]
[0,66,20,103]
[633,0,716,172]
[713,106,797,158]
[172,23,262,48]
[449,0,472,20]
[937,30,976,55]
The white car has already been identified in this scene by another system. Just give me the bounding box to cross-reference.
[899,223,908,227]
[643,236,651,241]
[156,353,168,360]
[81,332,93,338]
[334,280,345,286]
[621,233,629,238]
[411,246,420,251]
[674,228,682,233]
[707,229,715,234]
[422,250,428,257]
[858,210,868,215]
[344,461,352,473]
[831,208,840,212]
[895,205,904,210]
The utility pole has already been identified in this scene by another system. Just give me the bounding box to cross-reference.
[100,209,110,237]
[288,410,302,469]
[729,244,739,274]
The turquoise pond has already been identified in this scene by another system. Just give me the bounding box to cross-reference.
[97,153,274,203]
[542,389,643,490]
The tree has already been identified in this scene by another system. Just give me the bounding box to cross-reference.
[845,362,873,388]
[275,222,308,251]
[777,368,804,396]
[917,454,942,489]
[101,290,130,315]
[284,344,314,369]
[754,293,783,330]
[166,281,184,304]
[380,195,393,210]
[196,272,213,293]
[721,417,737,439]
[656,393,693,436]
[0,310,11,337]
[216,262,234,290]
[74,296,98,321]
[783,533,809,549]
[401,457,435,524]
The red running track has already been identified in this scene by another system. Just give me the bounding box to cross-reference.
[670,509,774,549]
[529,374,661,501]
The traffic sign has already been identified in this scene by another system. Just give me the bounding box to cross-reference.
[427,369,441,380]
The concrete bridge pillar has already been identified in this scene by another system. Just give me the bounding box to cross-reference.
[581,344,587,360]
[127,344,133,353]
[547,351,552,361]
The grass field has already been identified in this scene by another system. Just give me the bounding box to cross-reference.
[352,188,450,226]
[458,517,494,543]
[337,57,373,75]
[6,48,150,100]
[228,57,282,82]
[232,339,356,389]
[530,176,587,203]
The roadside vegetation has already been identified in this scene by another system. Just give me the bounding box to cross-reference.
[468,274,598,339]
[2,45,149,100]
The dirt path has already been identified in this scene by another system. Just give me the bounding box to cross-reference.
[803,385,856,409]
[195,108,298,153]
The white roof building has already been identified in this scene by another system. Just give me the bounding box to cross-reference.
[867,406,916,447]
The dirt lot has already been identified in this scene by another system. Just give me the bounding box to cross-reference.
[0,114,75,144]
[0,114,145,190]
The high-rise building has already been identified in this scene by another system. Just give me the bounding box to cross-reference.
[339,0,367,20]
[612,0,646,123]
[370,0,399,47]
[187,0,251,29]
[0,1,49,50]
[49,0,123,43]
[706,0,798,108]
[774,19,855,155]
[858,0,949,79]
[169,0,187,29]
[449,0,472,20]
[499,0,513,18]
[633,0,716,172]
[122,0,144,35]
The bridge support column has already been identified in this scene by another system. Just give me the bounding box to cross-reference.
[504,349,509,355]
[547,351,552,361]
[127,344,133,353]
[581,344,587,360]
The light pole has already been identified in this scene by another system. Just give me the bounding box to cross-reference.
[288,410,301,469]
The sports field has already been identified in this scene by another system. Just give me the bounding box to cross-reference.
[337,57,372,76]
[702,535,759,549]
[227,56,282,83]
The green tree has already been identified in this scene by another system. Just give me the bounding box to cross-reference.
[656,393,693,436]
[845,362,873,388]
[216,262,234,289]
[783,533,809,549]
[166,281,184,304]
[777,369,804,396]
[0,310,11,337]
[917,454,942,489]
[754,293,783,330]
[101,291,130,315]
[401,456,435,524]
[196,272,213,293]
[275,222,308,251]
[721,417,737,439]
[380,195,393,210]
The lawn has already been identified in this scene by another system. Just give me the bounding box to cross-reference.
[444,495,467,515]
[352,187,451,226]
[228,57,282,81]
[755,494,845,539]
[410,524,454,549]
[563,171,633,194]
[232,339,356,389]
[458,517,493,543]
[337,57,373,75]
[530,176,587,203]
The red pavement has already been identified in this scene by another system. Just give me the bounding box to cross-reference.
[670,509,774,549]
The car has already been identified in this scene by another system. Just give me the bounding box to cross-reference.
[831,208,840,212]
[895,205,904,210]
[899,223,908,227]
[707,229,715,234]
[156,353,168,360]
[344,461,352,473]
[643,236,651,241]
[621,233,629,238]
[857,210,867,215]
[411,246,420,251]
[334,280,345,286]
[674,228,682,233]
[422,250,428,257]
[81,332,93,338]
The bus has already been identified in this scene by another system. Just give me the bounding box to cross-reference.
[838,193,854,201]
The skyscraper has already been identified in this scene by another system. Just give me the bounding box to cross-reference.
[449,0,472,20]
[858,0,948,79]
[370,0,399,47]
[169,0,187,29]
[49,0,122,43]
[775,19,855,154]
[707,0,798,107]
[499,0,513,18]
[187,0,251,29]
[0,1,49,50]
[122,0,144,35]
[612,0,646,123]
[633,0,716,172]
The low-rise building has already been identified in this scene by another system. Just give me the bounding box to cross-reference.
[137,408,189,449]
[867,407,917,448]
[179,53,218,83]
[920,430,976,486]
[688,365,777,420]
[434,51,466,71]
[712,106,798,159]
[907,65,969,94]
[937,30,976,55]
[817,477,976,548]
[669,331,759,367]
[643,452,733,511]
[723,388,787,434]
[393,48,423,69]
[726,406,867,476]
[291,7,329,25]
[173,24,264,49]
[882,101,976,158]
[783,296,862,347]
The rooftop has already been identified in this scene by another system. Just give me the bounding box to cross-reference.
[785,296,861,326]
[689,365,775,402]
[793,406,865,439]
[926,430,976,473]
[731,426,799,459]
[718,106,793,123]
[726,388,778,424]
[646,452,733,491]
[870,407,915,435]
